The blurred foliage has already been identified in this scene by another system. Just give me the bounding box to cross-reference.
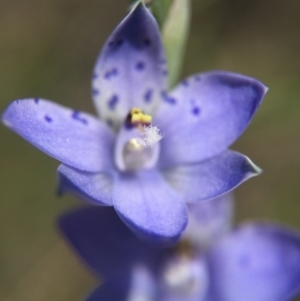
[162,0,191,88]
[0,0,300,300]
[149,0,172,27]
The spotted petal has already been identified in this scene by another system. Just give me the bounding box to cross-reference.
[113,170,187,246]
[92,2,167,128]
[57,164,114,206]
[207,223,300,301]
[155,71,267,167]
[2,98,115,172]
[59,206,162,281]
[163,150,261,203]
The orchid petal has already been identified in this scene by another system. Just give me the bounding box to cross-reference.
[163,150,261,203]
[59,206,161,281]
[184,193,234,248]
[57,164,113,206]
[126,264,156,301]
[155,71,267,167]
[113,170,187,246]
[2,98,114,172]
[207,223,300,301]
[86,265,155,301]
[92,2,167,128]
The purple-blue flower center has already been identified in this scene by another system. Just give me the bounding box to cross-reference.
[160,242,208,298]
[114,107,162,172]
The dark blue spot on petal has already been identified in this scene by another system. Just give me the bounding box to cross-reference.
[92,88,100,96]
[136,61,145,71]
[182,80,189,87]
[108,40,123,49]
[160,58,167,64]
[192,107,200,115]
[45,115,52,122]
[92,73,98,80]
[72,110,88,125]
[108,95,119,110]
[116,39,123,47]
[144,38,151,46]
[144,89,153,103]
[161,91,176,105]
[104,68,118,80]
[162,69,168,76]
[195,75,201,82]
[15,100,19,104]
[34,98,39,104]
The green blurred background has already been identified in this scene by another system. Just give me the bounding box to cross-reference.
[1,0,300,300]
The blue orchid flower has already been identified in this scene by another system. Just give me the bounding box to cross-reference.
[2,3,267,245]
[59,200,300,301]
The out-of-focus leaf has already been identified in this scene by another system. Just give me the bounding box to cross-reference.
[130,0,172,27]
[150,0,172,27]
[162,0,191,88]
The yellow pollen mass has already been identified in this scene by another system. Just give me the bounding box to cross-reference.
[130,108,152,125]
